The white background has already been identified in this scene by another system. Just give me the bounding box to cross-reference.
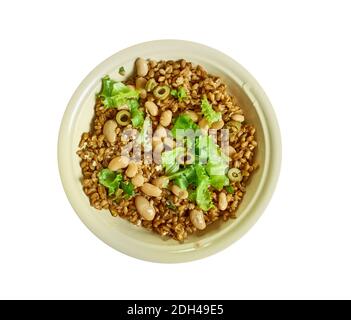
[0,0,350,300]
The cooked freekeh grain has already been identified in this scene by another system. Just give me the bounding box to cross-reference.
[77,59,258,242]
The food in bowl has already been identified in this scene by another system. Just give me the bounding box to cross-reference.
[77,58,258,241]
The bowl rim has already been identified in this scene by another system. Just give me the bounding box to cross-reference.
[58,39,281,263]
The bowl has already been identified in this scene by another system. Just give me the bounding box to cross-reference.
[58,40,281,263]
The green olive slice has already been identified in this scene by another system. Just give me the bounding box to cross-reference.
[116,110,131,126]
[145,78,157,92]
[153,85,170,100]
[227,168,243,182]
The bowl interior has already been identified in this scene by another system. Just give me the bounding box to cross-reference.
[59,40,277,262]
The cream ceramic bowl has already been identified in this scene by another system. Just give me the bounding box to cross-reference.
[58,40,281,263]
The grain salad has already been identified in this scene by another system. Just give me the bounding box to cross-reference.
[77,58,258,242]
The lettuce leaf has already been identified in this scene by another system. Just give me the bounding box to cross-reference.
[194,165,213,211]
[209,175,229,190]
[165,135,229,208]
[174,175,189,190]
[201,97,221,125]
[188,189,197,202]
[98,168,135,198]
[197,135,229,177]
[207,136,229,175]
[161,147,185,174]
[171,115,199,138]
[196,179,213,211]
[98,76,139,108]
[205,137,229,189]
[98,76,144,128]
[165,121,229,208]
[129,99,144,128]
[169,164,213,210]
[98,168,123,196]
[168,165,197,190]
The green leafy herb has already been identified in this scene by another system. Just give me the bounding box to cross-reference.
[120,181,135,198]
[118,66,126,76]
[171,114,199,138]
[98,168,122,196]
[178,87,187,100]
[171,87,187,102]
[225,185,235,194]
[166,201,177,211]
[201,96,221,125]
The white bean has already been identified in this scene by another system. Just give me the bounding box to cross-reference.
[135,77,147,89]
[218,192,228,211]
[153,142,164,164]
[152,176,169,189]
[190,210,206,230]
[152,136,162,148]
[103,120,117,143]
[139,89,147,99]
[108,156,129,171]
[135,58,148,77]
[153,125,167,138]
[211,119,224,130]
[171,185,188,199]
[163,137,175,150]
[135,196,155,221]
[199,118,209,131]
[145,101,158,116]
[184,110,199,122]
[141,183,162,197]
[125,162,138,178]
[160,110,173,127]
[131,174,144,187]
